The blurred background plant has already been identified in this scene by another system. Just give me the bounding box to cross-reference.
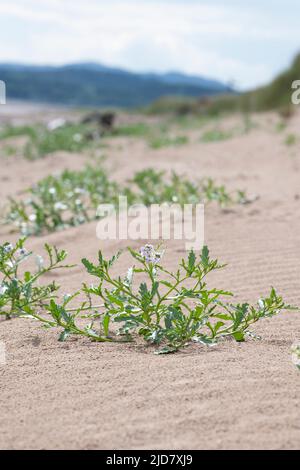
[5,165,250,235]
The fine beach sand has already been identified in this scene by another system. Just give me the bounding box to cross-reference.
[0,104,299,449]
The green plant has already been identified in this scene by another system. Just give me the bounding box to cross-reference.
[1,240,293,354]
[1,145,17,157]
[275,121,287,133]
[0,124,38,140]
[107,121,189,149]
[169,114,208,130]
[6,165,118,235]
[126,169,248,207]
[0,123,95,159]
[284,133,297,146]
[111,122,150,138]
[5,166,251,235]
[24,123,92,159]
[107,122,188,149]
[149,134,188,149]
[201,128,233,142]
[124,168,198,206]
[0,239,72,319]
[79,244,292,353]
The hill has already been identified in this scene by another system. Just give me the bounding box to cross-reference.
[0,62,231,108]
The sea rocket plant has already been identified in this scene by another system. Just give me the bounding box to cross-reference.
[6,166,251,236]
[0,238,293,354]
[0,239,72,319]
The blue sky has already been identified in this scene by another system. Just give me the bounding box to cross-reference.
[0,0,299,89]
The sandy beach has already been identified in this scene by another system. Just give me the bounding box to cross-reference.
[0,104,299,449]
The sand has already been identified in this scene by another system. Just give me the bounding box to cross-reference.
[0,104,299,449]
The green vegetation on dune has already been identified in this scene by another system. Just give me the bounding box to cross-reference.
[5,166,249,235]
[149,134,188,149]
[109,121,189,149]
[238,53,300,113]
[145,53,300,117]
[111,122,150,138]
[0,120,190,157]
[0,125,38,140]
[0,123,93,159]
[201,129,233,142]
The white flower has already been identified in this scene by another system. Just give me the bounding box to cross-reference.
[47,118,66,131]
[54,202,68,211]
[0,284,8,295]
[140,244,154,262]
[3,243,13,253]
[74,187,85,194]
[258,299,265,310]
[73,133,82,142]
[139,244,163,264]
[49,187,56,195]
[29,214,37,222]
[35,255,44,271]
[75,199,82,206]
[18,247,28,257]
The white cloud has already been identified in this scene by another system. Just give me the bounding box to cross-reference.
[0,0,299,89]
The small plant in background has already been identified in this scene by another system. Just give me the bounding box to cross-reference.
[199,117,257,143]
[1,239,293,354]
[275,121,287,133]
[149,134,188,149]
[201,178,233,206]
[0,239,72,319]
[0,124,38,141]
[284,133,297,146]
[126,168,249,208]
[1,145,18,157]
[5,166,252,235]
[0,123,95,159]
[168,114,208,130]
[201,128,233,143]
[24,123,92,159]
[107,121,189,149]
[6,165,118,235]
[125,168,199,206]
[110,122,151,138]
